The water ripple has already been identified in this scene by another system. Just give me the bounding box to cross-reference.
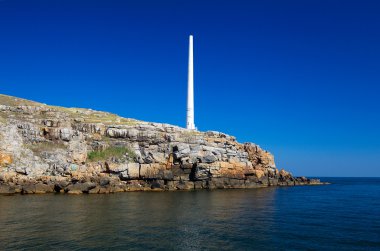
[0,178,379,250]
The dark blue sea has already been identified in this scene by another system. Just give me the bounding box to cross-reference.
[0,178,379,250]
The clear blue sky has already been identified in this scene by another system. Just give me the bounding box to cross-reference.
[1,0,379,177]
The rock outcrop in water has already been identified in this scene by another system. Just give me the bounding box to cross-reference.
[0,94,322,194]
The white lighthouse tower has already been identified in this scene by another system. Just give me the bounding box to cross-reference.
[186,35,196,130]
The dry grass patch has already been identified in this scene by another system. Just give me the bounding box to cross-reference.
[0,94,43,106]
[26,141,67,156]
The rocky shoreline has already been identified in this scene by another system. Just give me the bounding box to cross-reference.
[0,176,324,195]
[0,94,324,195]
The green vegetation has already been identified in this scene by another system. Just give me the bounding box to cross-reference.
[87,146,136,162]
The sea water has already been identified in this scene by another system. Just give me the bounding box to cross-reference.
[0,178,379,250]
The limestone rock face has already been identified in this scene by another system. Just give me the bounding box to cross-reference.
[0,152,12,167]
[0,94,323,194]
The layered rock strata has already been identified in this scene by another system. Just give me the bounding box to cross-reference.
[0,94,322,194]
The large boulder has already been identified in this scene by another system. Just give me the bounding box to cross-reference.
[173,143,191,159]
[140,163,166,179]
[119,163,140,180]
[65,182,97,194]
[193,163,211,180]
[201,153,218,163]
[60,128,72,141]
[105,162,128,173]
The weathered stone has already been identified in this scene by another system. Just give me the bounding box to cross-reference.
[228,179,245,188]
[254,170,265,179]
[60,128,72,141]
[98,187,111,194]
[151,152,167,164]
[89,186,100,194]
[99,176,110,187]
[22,183,36,194]
[194,180,207,189]
[165,180,176,190]
[201,153,217,163]
[106,128,127,138]
[0,171,16,182]
[0,152,12,167]
[173,143,191,159]
[161,170,174,180]
[119,171,127,180]
[175,180,193,190]
[139,164,151,178]
[126,180,143,191]
[43,120,55,127]
[54,180,69,191]
[181,163,193,170]
[171,165,190,181]
[0,94,323,195]
[193,163,211,180]
[15,166,28,175]
[35,183,54,194]
[0,184,15,194]
[279,169,292,180]
[139,163,165,179]
[150,180,165,190]
[268,178,278,186]
[105,162,128,173]
[65,182,96,193]
[245,180,265,188]
[209,178,227,189]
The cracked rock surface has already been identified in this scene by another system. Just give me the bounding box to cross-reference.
[0,94,322,194]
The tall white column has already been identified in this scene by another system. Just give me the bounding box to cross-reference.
[187,35,196,130]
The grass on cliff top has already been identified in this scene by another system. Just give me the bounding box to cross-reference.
[0,94,44,106]
[0,94,140,126]
[52,104,139,125]
[81,114,138,125]
[87,146,137,162]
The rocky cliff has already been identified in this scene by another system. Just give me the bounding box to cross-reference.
[0,94,321,194]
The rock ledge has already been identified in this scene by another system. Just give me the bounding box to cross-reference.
[0,94,324,195]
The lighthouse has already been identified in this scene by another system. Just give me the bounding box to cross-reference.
[186,35,196,130]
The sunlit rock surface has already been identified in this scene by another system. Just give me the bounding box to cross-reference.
[0,94,323,194]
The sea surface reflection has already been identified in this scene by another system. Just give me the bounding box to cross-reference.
[1,178,379,250]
